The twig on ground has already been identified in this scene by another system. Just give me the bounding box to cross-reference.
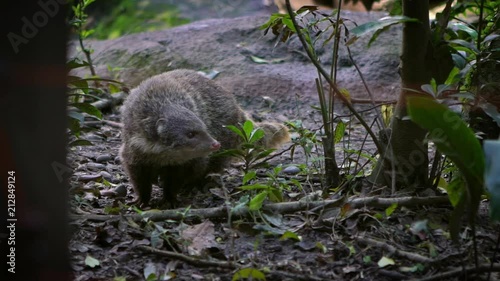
[355,236,434,263]
[121,266,142,279]
[91,91,127,111]
[136,245,236,269]
[410,263,500,281]
[137,245,334,281]
[70,196,449,222]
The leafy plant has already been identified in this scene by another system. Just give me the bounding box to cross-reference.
[219,120,278,173]
[407,96,484,241]
[239,165,301,211]
[70,0,98,77]
[441,0,500,132]
[67,0,124,146]
[261,4,390,191]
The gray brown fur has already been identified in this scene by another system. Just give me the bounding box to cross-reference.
[120,69,289,207]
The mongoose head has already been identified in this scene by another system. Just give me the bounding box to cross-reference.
[155,105,221,160]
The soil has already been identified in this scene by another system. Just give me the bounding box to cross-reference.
[68,1,499,281]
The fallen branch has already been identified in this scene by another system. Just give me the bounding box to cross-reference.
[136,245,235,269]
[410,263,500,281]
[83,120,123,129]
[355,236,434,263]
[70,196,449,222]
[91,91,127,111]
[137,245,333,281]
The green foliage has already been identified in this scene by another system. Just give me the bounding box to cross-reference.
[433,0,499,114]
[219,120,277,172]
[70,0,96,33]
[439,6,498,87]
[232,268,266,281]
[285,120,321,165]
[239,165,301,211]
[280,230,301,241]
[347,16,419,47]
[385,203,398,217]
[89,0,189,39]
[67,1,123,146]
[407,96,485,240]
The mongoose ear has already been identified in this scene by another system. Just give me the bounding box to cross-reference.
[156,118,167,135]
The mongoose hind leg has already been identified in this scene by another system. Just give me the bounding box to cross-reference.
[158,159,209,208]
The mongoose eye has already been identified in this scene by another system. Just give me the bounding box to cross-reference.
[187,132,196,139]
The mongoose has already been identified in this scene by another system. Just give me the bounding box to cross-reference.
[120,69,289,207]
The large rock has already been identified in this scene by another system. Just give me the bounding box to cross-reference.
[70,11,401,107]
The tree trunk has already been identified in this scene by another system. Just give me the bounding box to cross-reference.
[1,1,71,280]
[370,0,432,189]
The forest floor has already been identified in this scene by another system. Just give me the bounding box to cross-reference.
[67,103,499,281]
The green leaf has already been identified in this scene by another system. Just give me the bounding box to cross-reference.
[232,268,266,281]
[81,29,95,39]
[71,103,103,120]
[407,96,485,240]
[259,13,285,31]
[67,76,89,92]
[348,16,419,47]
[249,191,268,211]
[143,263,157,281]
[421,84,436,96]
[243,170,257,185]
[254,149,276,160]
[240,184,270,191]
[68,110,85,123]
[84,255,100,268]
[214,148,245,158]
[108,83,121,94]
[334,121,346,144]
[449,22,477,40]
[69,139,93,147]
[249,128,265,144]
[377,256,395,268]
[243,120,254,138]
[282,17,296,32]
[445,66,461,84]
[385,203,398,217]
[481,102,500,127]
[232,195,250,214]
[224,125,246,140]
[399,264,425,273]
[449,39,479,54]
[363,255,372,263]
[268,188,283,202]
[445,176,465,207]
[316,242,327,253]
[66,58,90,69]
[280,230,301,241]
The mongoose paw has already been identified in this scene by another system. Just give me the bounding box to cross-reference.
[158,196,179,209]
[128,196,150,209]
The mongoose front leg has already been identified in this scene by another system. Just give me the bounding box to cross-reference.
[125,163,155,206]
